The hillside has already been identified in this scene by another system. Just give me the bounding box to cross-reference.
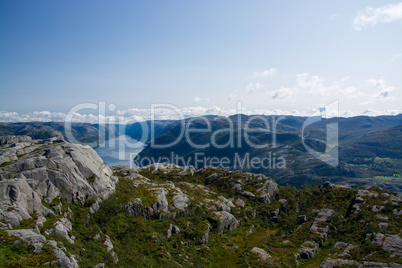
[137,115,402,190]
[0,137,401,267]
[0,120,176,148]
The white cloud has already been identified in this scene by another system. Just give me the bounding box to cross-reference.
[375,87,394,100]
[353,2,402,30]
[1,106,401,124]
[193,96,201,103]
[297,73,322,89]
[248,68,277,79]
[297,73,363,98]
[330,13,340,20]
[297,73,331,95]
[246,82,264,93]
[391,53,402,61]
[269,87,295,100]
[361,78,396,104]
[367,78,386,88]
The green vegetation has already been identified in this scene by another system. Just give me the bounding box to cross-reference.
[86,175,96,184]
[0,230,56,267]
[375,174,402,181]
[1,167,401,267]
[54,169,399,267]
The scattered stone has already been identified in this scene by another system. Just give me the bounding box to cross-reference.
[235,198,245,207]
[296,241,319,259]
[104,235,114,252]
[378,222,390,232]
[208,211,239,232]
[167,224,173,238]
[371,205,384,213]
[241,191,255,199]
[172,225,180,234]
[320,258,359,268]
[232,183,242,191]
[376,215,389,221]
[251,247,271,261]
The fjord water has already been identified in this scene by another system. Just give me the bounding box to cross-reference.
[95,135,145,166]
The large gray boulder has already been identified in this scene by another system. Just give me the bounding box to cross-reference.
[0,137,117,226]
[209,211,239,232]
[171,191,189,210]
[251,247,271,261]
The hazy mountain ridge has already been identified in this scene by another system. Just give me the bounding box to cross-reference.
[0,120,177,148]
[137,114,402,190]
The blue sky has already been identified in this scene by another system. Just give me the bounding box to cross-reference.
[0,0,401,122]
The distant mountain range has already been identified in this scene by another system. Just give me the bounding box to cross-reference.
[1,114,401,191]
[136,114,402,191]
[0,120,176,148]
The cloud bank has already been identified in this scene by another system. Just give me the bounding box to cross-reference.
[353,2,402,30]
[1,107,400,125]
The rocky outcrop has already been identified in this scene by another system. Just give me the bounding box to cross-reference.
[351,189,379,214]
[0,135,33,146]
[6,228,78,268]
[320,241,360,267]
[197,223,211,244]
[46,218,74,244]
[320,258,359,268]
[7,228,46,247]
[47,239,79,268]
[0,136,118,227]
[310,209,336,245]
[367,233,402,253]
[295,208,335,262]
[255,179,279,204]
[296,241,319,259]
